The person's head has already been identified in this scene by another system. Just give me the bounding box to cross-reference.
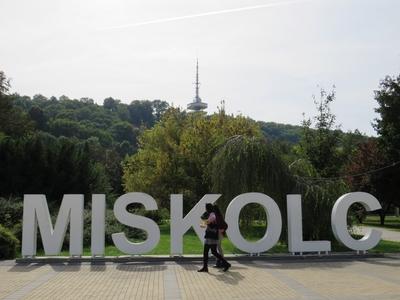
[205,203,214,213]
[213,205,222,217]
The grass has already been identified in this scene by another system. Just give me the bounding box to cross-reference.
[362,215,400,232]
[367,239,400,253]
[32,223,400,256]
[37,223,287,256]
[331,235,400,253]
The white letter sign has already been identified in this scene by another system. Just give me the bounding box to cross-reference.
[225,193,282,253]
[170,194,220,256]
[20,191,383,257]
[331,192,382,251]
[112,192,160,254]
[91,194,106,256]
[22,194,84,256]
[287,194,331,253]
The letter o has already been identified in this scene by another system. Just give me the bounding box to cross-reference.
[225,193,282,253]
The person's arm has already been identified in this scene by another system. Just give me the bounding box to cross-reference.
[206,213,216,224]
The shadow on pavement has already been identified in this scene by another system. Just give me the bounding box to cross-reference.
[238,259,357,270]
[116,262,167,272]
[8,263,43,272]
[175,261,246,285]
[8,255,399,274]
[90,261,106,272]
[208,269,245,285]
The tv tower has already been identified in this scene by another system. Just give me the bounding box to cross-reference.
[187,59,208,111]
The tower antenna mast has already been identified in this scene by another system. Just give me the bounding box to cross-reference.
[187,59,208,111]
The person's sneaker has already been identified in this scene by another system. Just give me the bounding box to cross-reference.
[197,267,208,273]
[223,263,231,272]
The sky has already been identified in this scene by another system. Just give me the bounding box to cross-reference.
[1,0,400,135]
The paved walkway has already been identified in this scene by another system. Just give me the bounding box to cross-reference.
[355,225,400,242]
[1,256,400,300]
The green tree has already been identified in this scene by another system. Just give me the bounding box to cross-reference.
[299,88,341,177]
[211,135,347,241]
[258,121,302,144]
[103,97,120,112]
[152,99,169,122]
[0,133,111,203]
[289,159,348,240]
[111,122,138,146]
[29,106,47,130]
[374,75,400,159]
[372,75,400,223]
[0,71,33,137]
[210,136,295,228]
[122,108,261,210]
[128,100,154,127]
[344,139,398,224]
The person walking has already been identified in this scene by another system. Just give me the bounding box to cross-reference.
[198,203,231,273]
[213,205,228,268]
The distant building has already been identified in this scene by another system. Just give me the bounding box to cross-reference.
[187,60,208,112]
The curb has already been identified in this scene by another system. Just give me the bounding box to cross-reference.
[15,252,399,264]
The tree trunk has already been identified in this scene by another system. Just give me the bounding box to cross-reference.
[379,210,386,225]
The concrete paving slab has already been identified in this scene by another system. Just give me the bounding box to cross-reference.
[1,257,399,300]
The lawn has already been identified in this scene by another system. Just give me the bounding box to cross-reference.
[35,223,400,256]
[44,223,287,256]
[363,215,400,232]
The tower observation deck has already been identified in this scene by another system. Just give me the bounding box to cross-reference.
[187,60,208,111]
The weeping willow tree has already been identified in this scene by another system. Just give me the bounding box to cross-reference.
[210,135,348,242]
[296,180,348,241]
[210,135,296,235]
[290,159,349,241]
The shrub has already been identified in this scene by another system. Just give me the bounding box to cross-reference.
[82,210,92,248]
[0,197,23,229]
[0,224,19,259]
[11,222,22,244]
[141,207,169,225]
[60,209,147,249]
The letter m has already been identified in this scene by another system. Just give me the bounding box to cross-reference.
[22,194,84,257]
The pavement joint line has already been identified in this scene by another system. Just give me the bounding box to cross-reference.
[2,270,57,300]
[254,263,330,300]
[164,265,182,300]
